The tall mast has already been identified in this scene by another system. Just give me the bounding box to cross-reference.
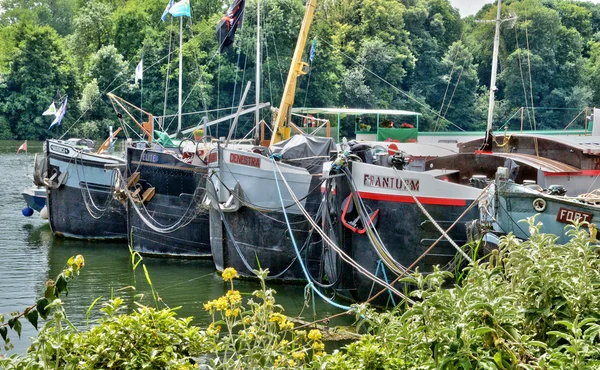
[486,0,502,132]
[270,0,317,146]
[255,0,261,139]
[177,16,183,134]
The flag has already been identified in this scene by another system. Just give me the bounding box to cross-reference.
[161,0,174,21]
[48,96,68,130]
[42,102,57,116]
[135,59,143,84]
[16,141,27,153]
[309,37,317,63]
[169,0,191,17]
[217,0,245,51]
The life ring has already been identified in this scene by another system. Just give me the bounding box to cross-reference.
[303,115,315,127]
[533,198,547,212]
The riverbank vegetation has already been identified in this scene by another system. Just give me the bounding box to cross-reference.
[1,218,600,368]
[2,0,600,140]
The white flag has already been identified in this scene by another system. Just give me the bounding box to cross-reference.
[135,60,143,84]
[42,102,57,116]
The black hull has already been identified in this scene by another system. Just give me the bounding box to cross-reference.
[46,145,127,240]
[332,180,477,307]
[126,147,211,258]
[47,184,127,240]
[210,178,326,283]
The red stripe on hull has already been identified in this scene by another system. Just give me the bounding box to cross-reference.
[544,170,600,177]
[357,191,468,206]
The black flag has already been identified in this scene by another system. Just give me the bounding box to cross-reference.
[217,0,245,51]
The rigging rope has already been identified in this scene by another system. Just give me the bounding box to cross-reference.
[273,160,414,303]
[391,167,473,263]
[271,158,353,311]
[318,37,465,132]
[340,166,410,276]
[118,166,205,234]
[74,153,119,220]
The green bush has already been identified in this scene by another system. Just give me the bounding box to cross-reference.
[315,218,600,369]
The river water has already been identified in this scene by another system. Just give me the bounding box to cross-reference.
[0,141,345,354]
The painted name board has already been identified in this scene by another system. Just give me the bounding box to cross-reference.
[230,153,261,168]
[363,174,420,192]
[556,207,593,224]
[50,145,69,155]
[141,153,159,163]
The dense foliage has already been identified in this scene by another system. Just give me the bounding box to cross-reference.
[1,0,600,140]
[2,219,600,368]
[317,219,600,369]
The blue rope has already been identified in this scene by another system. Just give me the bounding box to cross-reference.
[375,260,396,307]
[271,159,351,311]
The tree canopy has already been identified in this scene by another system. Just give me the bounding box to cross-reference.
[0,0,599,140]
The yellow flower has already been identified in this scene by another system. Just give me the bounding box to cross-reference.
[222,267,239,282]
[287,360,296,367]
[243,316,252,325]
[274,356,285,367]
[292,351,306,361]
[314,351,325,358]
[307,329,322,341]
[74,255,85,269]
[278,339,289,347]
[279,320,294,330]
[269,313,285,324]
[215,296,229,311]
[226,290,242,304]
[294,330,306,340]
[203,300,215,311]
[312,341,325,351]
[225,308,241,317]
[207,323,221,336]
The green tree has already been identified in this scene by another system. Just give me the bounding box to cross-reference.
[72,0,114,64]
[0,23,77,139]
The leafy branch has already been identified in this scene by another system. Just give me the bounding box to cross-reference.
[0,255,84,350]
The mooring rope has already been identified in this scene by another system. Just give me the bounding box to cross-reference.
[340,165,410,275]
[273,160,414,304]
[271,158,353,311]
[73,152,119,220]
[118,169,204,234]
[391,167,473,263]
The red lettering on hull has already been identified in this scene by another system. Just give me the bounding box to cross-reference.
[229,153,261,168]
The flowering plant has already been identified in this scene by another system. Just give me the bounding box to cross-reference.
[206,268,326,369]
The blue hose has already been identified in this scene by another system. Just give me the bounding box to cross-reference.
[271,159,351,311]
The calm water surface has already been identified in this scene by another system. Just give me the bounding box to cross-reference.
[0,141,345,354]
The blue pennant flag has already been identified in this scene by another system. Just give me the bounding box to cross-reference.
[309,37,317,63]
[48,96,68,130]
[161,0,174,21]
[169,0,191,17]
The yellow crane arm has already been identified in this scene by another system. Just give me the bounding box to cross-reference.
[270,0,317,146]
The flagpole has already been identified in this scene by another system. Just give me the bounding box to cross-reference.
[177,16,183,135]
[140,55,143,125]
[255,0,260,142]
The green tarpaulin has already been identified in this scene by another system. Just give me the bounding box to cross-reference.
[377,128,418,142]
[154,131,176,148]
